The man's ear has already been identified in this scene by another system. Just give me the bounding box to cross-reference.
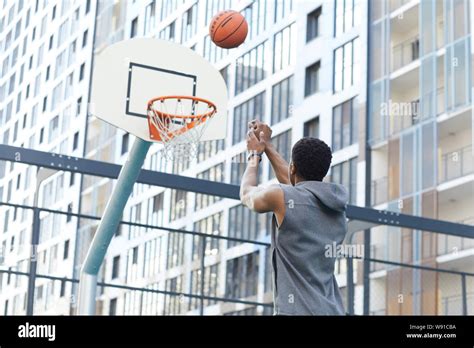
[290,162,297,176]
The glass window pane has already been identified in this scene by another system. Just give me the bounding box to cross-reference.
[401,132,414,195]
[333,105,342,151]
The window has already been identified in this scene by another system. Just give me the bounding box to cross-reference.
[159,21,175,41]
[73,131,79,150]
[66,203,73,222]
[192,213,223,260]
[82,30,88,47]
[235,41,267,95]
[37,44,44,67]
[205,0,232,24]
[163,275,182,314]
[52,5,56,19]
[60,281,66,297]
[86,0,91,14]
[332,97,357,151]
[144,1,156,34]
[132,247,138,264]
[68,40,76,66]
[121,133,129,154]
[48,115,59,142]
[307,7,321,42]
[169,190,187,221]
[228,205,270,247]
[181,4,197,42]
[55,49,67,78]
[274,0,293,23]
[49,35,54,49]
[58,20,69,47]
[242,0,267,40]
[151,193,164,226]
[195,163,224,210]
[305,61,320,97]
[166,233,184,268]
[197,139,224,163]
[271,76,294,125]
[334,37,360,93]
[130,17,138,38]
[268,130,292,180]
[189,264,219,310]
[63,240,69,259]
[273,23,296,73]
[225,251,259,298]
[112,256,120,279]
[232,92,265,144]
[109,298,117,315]
[77,97,82,115]
[331,157,357,204]
[79,63,85,80]
[335,0,361,36]
[51,82,63,110]
[202,35,229,64]
[304,116,320,137]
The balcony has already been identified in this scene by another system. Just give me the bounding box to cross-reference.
[392,35,419,72]
[371,176,388,206]
[438,217,474,256]
[437,86,445,115]
[439,145,473,183]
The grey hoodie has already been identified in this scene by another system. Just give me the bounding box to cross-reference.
[271,180,348,315]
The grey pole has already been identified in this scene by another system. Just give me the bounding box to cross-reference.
[461,274,468,315]
[26,207,40,315]
[77,137,151,315]
[26,168,57,315]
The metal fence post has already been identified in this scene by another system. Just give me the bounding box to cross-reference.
[461,274,468,315]
[346,256,354,315]
[199,237,206,315]
[26,207,40,315]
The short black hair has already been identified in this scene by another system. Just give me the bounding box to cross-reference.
[291,137,332,181]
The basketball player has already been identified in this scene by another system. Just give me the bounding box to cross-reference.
[240,120,348,315]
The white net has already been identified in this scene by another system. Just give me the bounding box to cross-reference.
[147,96,216,162]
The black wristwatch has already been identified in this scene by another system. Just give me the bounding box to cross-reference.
[247,151,263,162]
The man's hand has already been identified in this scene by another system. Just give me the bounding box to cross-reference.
[248,120,272,145]
[247,120,290,184]
[246,129,265,154]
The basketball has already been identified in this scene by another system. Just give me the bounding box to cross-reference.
[209,10,248,49]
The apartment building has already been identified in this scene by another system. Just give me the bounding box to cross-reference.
[367,0,474,314]
[0,0,97,314]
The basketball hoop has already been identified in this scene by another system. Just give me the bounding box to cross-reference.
[147,96,217,161]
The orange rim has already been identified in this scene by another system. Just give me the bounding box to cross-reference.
[147,95,217,142]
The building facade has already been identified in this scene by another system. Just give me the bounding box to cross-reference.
[367,0,474,315]
[0,0,471,316]
[0,0,96,314]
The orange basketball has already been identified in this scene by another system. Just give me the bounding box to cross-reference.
[209,10,248,49]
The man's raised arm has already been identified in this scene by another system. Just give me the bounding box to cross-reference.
[249,120,290,185]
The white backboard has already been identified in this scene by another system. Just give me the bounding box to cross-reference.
[91,38,228,142]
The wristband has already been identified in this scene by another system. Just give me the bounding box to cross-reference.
[247,152,263,162]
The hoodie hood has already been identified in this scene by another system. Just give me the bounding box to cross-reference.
[295,181,348,212]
